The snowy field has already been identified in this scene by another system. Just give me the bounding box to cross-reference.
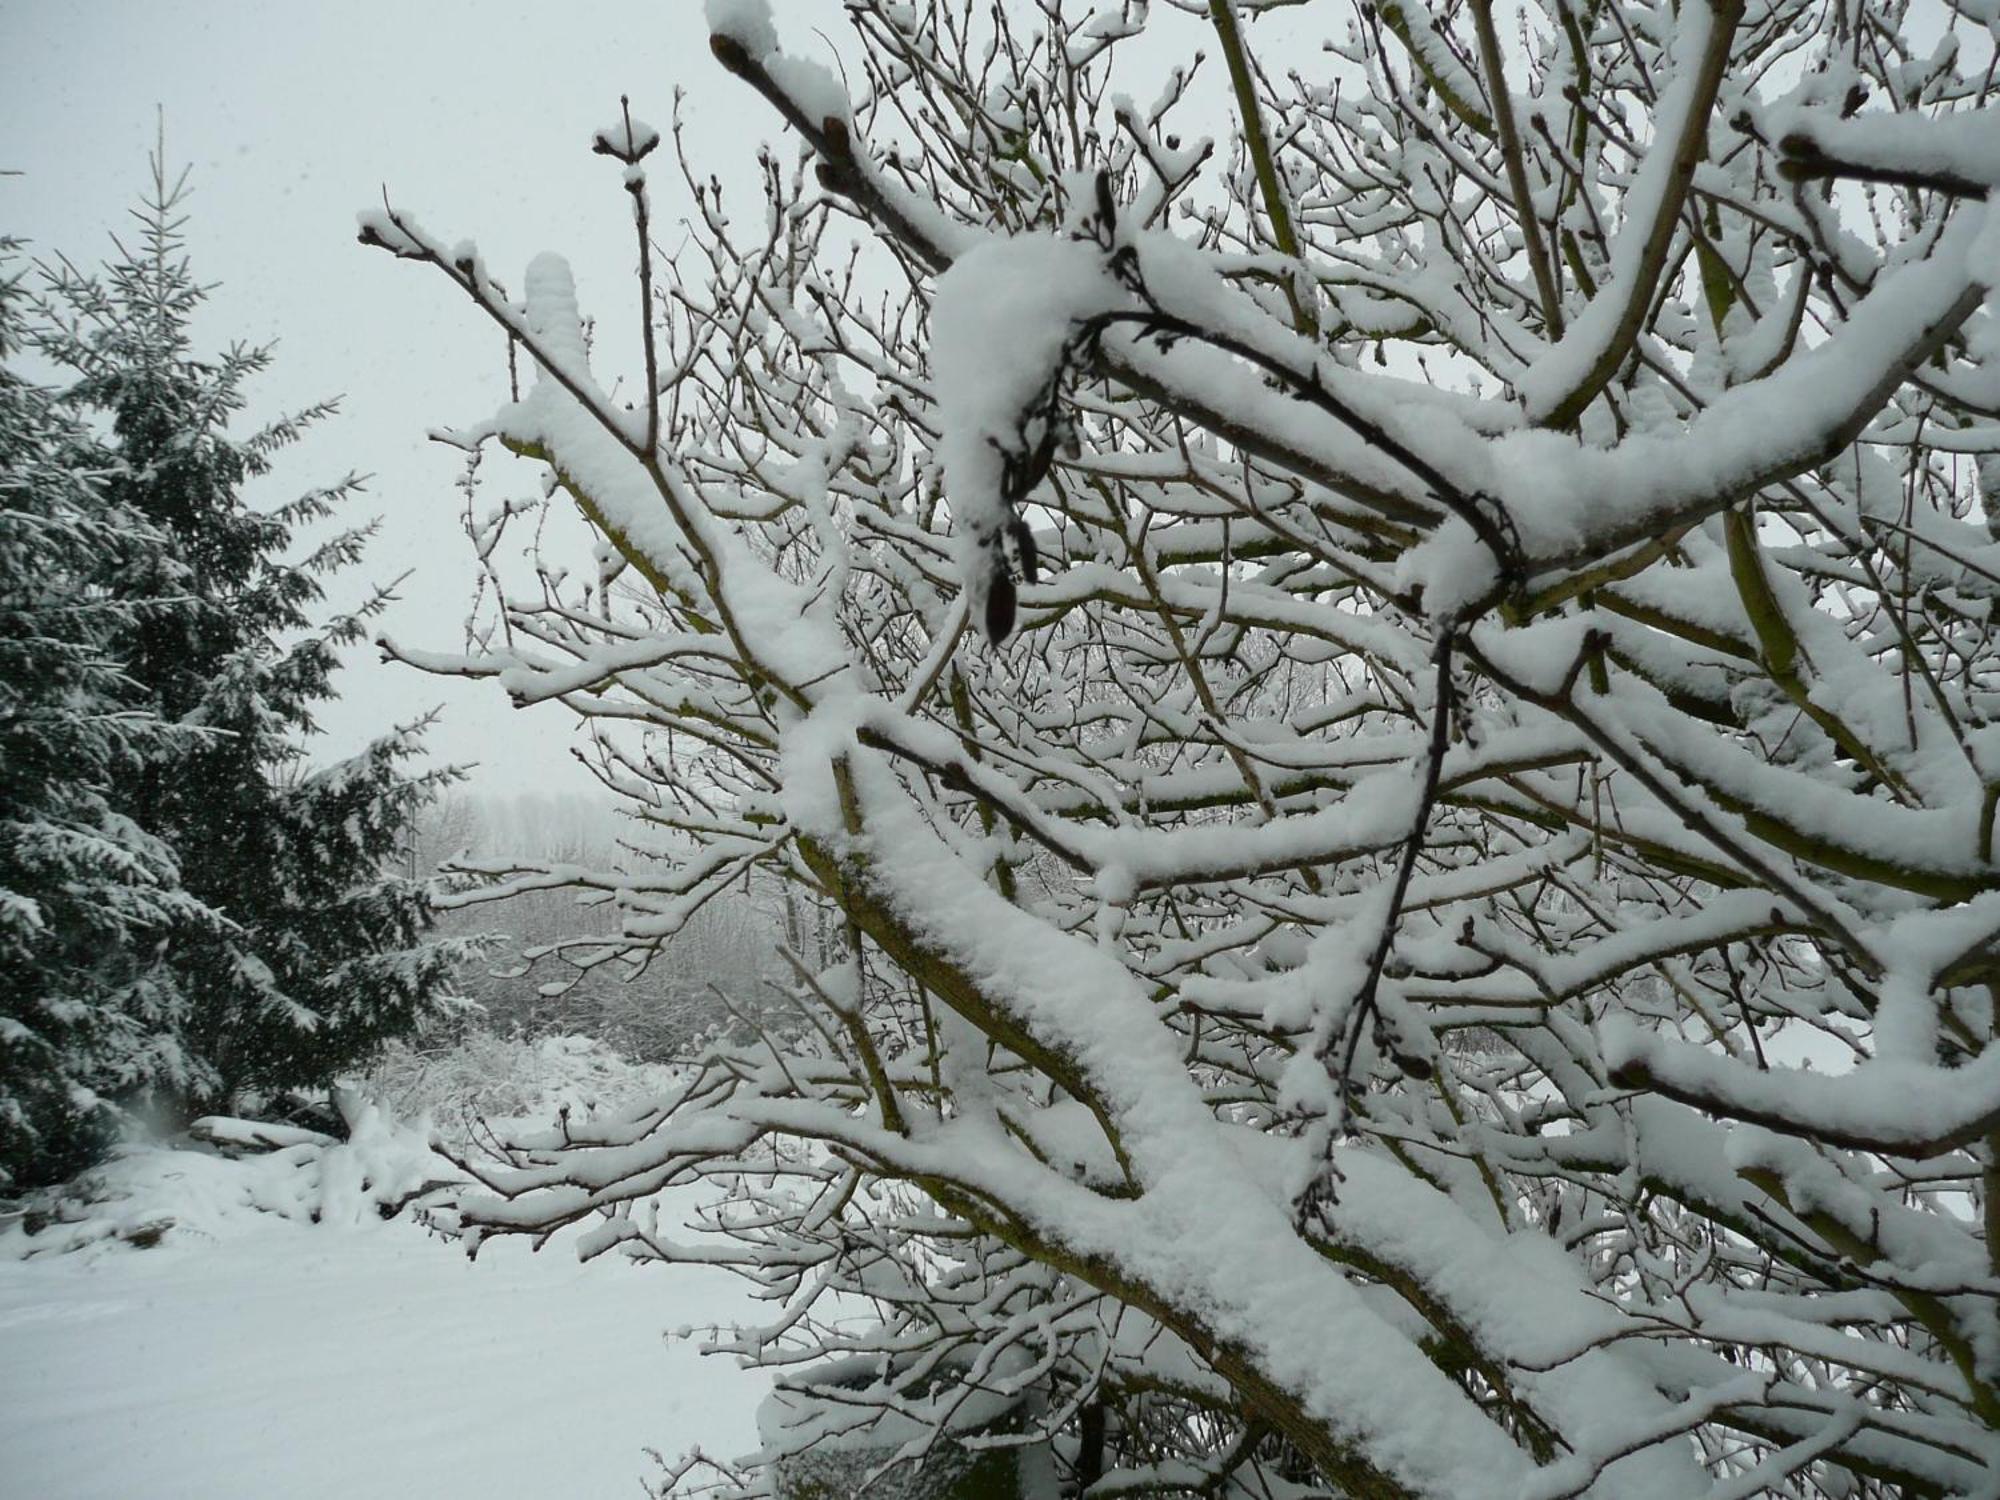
[0,1053,773,1500]
[0,1223,765,1499]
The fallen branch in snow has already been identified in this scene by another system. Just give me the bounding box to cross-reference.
[187,1117,338,1158]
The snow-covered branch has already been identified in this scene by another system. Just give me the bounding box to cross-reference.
[363,0,2000,1492]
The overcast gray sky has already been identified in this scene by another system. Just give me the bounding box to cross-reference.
[2,1,824,793]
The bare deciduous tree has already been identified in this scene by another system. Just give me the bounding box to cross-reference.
[366,1,2000,1494]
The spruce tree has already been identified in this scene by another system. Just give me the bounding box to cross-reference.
[32,154,470,1119]
[0,239,209,1189]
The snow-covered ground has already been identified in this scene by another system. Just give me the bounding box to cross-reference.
[0,1064,773,1499]
[1,1222,765,1499]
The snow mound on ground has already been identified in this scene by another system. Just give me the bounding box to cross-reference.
[1,1036,684,1260]
[1,1095,457,1259]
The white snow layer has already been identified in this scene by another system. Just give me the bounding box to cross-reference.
[929,234,1120,564]
[0,1134,769,1499]
[704,0,777,59]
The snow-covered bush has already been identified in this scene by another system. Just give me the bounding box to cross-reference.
[365,1032,678,1149]
[365,2,2000,1495]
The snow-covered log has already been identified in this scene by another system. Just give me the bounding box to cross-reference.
[185,1117,339,1158]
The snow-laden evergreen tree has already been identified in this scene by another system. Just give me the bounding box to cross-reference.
[33,156,472,1119]
[369,4,2000,1495]
[0,239,209,1190]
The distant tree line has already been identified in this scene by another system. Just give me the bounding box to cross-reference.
[410,790,789,1062]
